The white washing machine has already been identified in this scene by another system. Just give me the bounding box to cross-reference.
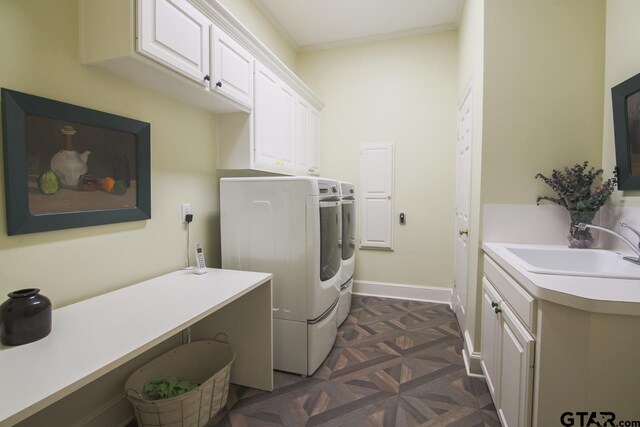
[337,182,356,326]
[220,177,341,376]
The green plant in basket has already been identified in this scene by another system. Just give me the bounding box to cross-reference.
[143,377,197,400]
[535,160,616,248]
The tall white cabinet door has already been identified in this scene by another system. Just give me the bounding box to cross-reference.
[254,62,280,168]
[212,26,254,108]
[309,107,320,176]
[360,142,394,250]
[279,85,296,170]
[295,98,311,174]
[498,305,535,427]
[138,0,211,85]
[480,279,501,401]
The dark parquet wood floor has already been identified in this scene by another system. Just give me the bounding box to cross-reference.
[212,295,499,427]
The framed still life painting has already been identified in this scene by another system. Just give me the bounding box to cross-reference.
[1,89,151,235]
[612,72,640,190]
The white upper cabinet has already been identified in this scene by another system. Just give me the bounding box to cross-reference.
[293,98,319,176]
[138,0,211,86]
[295,98,311,174]
[254,62,281,168]
[279,84,297,170]
[211,26,254,108]
[82,0,323,173]
[253,62,298,173]
[309,107,320,176]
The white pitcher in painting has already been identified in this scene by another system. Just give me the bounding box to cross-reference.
[50,125,91,188]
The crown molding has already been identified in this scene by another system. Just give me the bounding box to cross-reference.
[249,0,300,52]
[298,23,458,52]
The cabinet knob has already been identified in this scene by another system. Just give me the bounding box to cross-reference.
[491,301,498,308]
[459,228,469,236]
[494,307,502,314]
[216,81,223,88]
[204,75,210,82]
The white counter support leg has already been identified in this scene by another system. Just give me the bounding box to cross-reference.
[190,280,273,391]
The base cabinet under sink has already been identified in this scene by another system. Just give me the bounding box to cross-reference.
[481,277,535,427]
[481,252,640,426]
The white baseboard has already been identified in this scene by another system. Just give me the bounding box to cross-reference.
[353,280,452,305]
[462,329,483,377]
[72,393,132,427]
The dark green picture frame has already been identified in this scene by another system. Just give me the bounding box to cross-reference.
[612,72,640,190]
[1,89,151,235]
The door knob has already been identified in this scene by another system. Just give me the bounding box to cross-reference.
[458,228,469,236]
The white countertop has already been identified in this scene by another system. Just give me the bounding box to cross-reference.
[0,268,272,427]
[483,243,640,316]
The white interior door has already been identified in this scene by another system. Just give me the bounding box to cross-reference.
[454,84,473,321]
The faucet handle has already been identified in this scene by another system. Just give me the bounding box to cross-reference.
[621,223,640,249]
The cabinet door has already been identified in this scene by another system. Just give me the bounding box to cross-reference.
[138,0,211,85]
[498,304,535,427]
[295,98,311,174]
[253,62,280,168]
[309,107,320,175]
[212,26,254,108]
[279,84,296,170]
[480,278,501,402]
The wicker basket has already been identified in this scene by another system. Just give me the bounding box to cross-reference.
[125,340,235,427]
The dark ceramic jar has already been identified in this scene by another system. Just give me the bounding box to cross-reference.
[0,288,52,346]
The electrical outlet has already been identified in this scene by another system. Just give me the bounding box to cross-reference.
[181,203,192,222]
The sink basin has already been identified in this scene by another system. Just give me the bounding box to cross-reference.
[501,245,640,280]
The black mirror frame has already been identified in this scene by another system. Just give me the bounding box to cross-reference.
[1,89,151,235]
[612,72,640,190]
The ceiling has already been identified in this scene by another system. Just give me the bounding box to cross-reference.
[250,0,464,51]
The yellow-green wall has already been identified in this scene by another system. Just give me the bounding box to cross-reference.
[298,32,459,288]
[603,0,640,203]
[217,0,298,72]
[460,0,606,354]
[1,0,223,425]
[482,0,605,205]
[0,0,220,308]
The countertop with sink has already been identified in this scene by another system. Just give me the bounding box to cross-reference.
[483,242,640,315]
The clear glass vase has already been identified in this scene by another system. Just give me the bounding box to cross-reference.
[567,209,598,248]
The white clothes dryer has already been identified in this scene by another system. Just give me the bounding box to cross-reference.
[220,177,341,375]
[337,181,356,326]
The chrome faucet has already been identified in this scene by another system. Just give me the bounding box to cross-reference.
[577,222,640,265]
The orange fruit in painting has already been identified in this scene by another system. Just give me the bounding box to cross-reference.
[102,177,115,193]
